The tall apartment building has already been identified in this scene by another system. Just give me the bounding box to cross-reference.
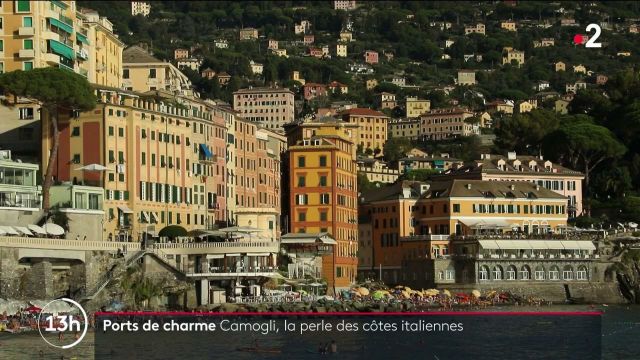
[0,2,123,160]
[131,1,150,17]
[41,87,227,241]
[388,118,420,140]
[79,8,124,88]
[0,1,90,75]
[232,87,295,132]
[419,108,477,140]
[285,121,359,291]
[122,45,195,97]
[341,108,389,154]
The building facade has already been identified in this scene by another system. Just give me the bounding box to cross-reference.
[122,46,194,97]
[232,87,295,132]
[285,121,359,291]
[405,97,431,118]
[419,108,477,140]
[341,108,389,154]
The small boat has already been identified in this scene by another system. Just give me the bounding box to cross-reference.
[237,347,282,354]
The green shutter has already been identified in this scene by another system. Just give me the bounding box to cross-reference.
[17,1,30,12]
[76,33,90,45]
[49,18,73,34]
[48,39,75,60]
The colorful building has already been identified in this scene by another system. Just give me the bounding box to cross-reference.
[122,46,194,97]
[341,108,389,154]
[284,121,359,291]
[419,108,477,140]
[232,87,295,132]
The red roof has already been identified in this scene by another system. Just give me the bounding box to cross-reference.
[341,108,387,117]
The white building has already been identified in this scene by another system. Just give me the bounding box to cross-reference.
[131,1,150,17]
[214,39,229,49]
[250,60,264,75]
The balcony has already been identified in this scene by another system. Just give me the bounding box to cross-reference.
[18,49,35,58]
[18,27,35,36]
[400,234,450,242]
[153,241,279,256]
[76,49,88,60]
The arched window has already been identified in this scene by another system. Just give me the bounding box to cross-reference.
[506,265,517,280]
[577,266,588,281]
[563,265,574,280]
[534,265,545,280]
[520,265,531,280]
[479,265,489,281]
[492,265,503,280]
[549,265,560,280]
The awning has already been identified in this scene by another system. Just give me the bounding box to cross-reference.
[28,224,47,235]
[49,39,75,60]
[14,226,33,236]
[118,205,133,214]
[206,254,224,259]
[51,0,69,9]
[248,253,271,256]
[478,240,500,249]
[199,144,213,158]
[76,33,90,45]
[577,241,596,250]
[1,226,19,235]
[496,240,524,250]
[49,18,74,34]
[544,240,565,249]
[225,253,241,257]
[462,219,511,229]
[560,240,581,250]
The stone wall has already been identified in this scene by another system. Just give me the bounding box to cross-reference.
[0,248,22,298]
[63,211,104,241]
[0,209,44,228]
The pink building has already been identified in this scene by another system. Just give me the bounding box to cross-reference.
[303,34,315,45]
[364,50,379,64]
[303,83,328,100]
[307,47,324,58]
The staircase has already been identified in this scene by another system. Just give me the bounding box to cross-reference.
[77,250,147,302]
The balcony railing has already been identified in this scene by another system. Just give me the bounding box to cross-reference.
[400,234,450,242]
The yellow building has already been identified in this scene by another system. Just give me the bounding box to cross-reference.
[42,87,227,241]
[502,48,525,66]
[341,108,389,154]
[339,31,353,42]
[554,61,566,72]
[79,8,124,88]
[0,0,90,76]
[122,45,194,97]
[501,21,517,31]
[285,121,359,291]
[334,43,347,57]
[516,100,536,113]
[239,28,258,40]
[388,118,420,140]
[405,97,431,118]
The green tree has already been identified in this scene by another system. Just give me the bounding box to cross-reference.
[383,137,413,164]
[494,109,560,154]
[544,117,626,188]
[0,68,96,211]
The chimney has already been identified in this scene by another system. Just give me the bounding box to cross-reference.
[466,183,472,190]
[507,151,517,160]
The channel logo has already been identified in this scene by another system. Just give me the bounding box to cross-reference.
[37,298,89,349]
[574,24,602,48]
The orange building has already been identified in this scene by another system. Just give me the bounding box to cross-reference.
[285,121,359,291]
[341,108,388,155]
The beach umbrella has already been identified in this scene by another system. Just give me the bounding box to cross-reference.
[401,290,411,299]
[395,285,404,289]
[43,223,65,236]
[486,290,497,298]
[28,224,47,236]
[24,305,41,313]
[308,282,323,287]
[372,290,386,300]
[404,286,412,293]
[75,164,111,171]
[472,290,481,298]
[441,289,451,297]
[357,287,370,296]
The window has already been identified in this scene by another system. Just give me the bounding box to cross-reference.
[0,40,3,52]
[118,127,124,137]
[108,150,115,163]
[19,107,34,120]
[319,155,327,167]
[320,211,327,221]
[17,1,30,12]
[295,194,308,205]
[72,154,80,164]
[453,204,460,213]
[23,17,32,27]
[151,154,156,166]
[297,156,305,167]
[23,61,33,71]
[320,193,330,204]
[108,126,114,136]
[149,68,156,78]
[108,173,114,182]
[141,152,146,165]
[123,69,129,79]
[298,212,306,221]
[297,176,306,187]
[23,39,33,50]
[319,175,327,187]
[141,129,146,138]
[118,151,124,164]
[71,127,80,136]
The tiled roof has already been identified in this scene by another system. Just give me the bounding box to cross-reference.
[123,46,163,64]
[342,108,387,117]
[423,179,567,199]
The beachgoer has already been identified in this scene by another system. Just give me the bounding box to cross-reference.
[330,340,337,353]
